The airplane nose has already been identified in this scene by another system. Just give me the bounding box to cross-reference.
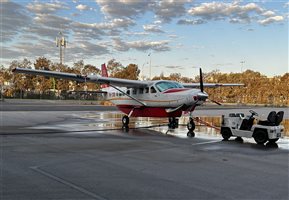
[193,92,208,102]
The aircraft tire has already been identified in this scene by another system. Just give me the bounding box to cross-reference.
[187,118,195,131]
[187,131,195,137]
[122,115,129,126]
[168,117,177,129]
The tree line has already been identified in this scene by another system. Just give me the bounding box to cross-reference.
[0,57,288,106]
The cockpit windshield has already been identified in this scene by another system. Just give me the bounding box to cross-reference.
[155,81,184,92]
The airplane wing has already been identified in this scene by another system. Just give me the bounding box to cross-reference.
[12,68,149,88]
[182,83,244,88]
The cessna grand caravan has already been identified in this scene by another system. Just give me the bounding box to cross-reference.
[13,64,243,137]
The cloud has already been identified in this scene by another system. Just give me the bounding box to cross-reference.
[164,65,184,70]
[76,4,91,11]
[27,2,69,14]
[125,32,150,37]
[143,24,164,33]
[168,34,178,39]
[262,10,275,17]
[15,41,56,56]
[0,47,24,59]
[20,14,73,39]
[95,0,151,19]
[113,38,170,52]
[153,0,191,22]
[33,14,73,30]
[109,18,136,29]
[72,18,135,40]
[177,19,206,25]
[187,2,264,23]
[68,40,109,59]
[258,16,284,25]
[0,1,31,42]
[72,22,105,40]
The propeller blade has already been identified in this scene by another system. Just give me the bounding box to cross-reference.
[200,68,204,92]
[209,99,222,106]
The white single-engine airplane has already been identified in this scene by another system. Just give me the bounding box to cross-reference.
[13,64,244,137]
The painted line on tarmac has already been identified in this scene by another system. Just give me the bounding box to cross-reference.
[30,166,107,200]
[191,141,220,146]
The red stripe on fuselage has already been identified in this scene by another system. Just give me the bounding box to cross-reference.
[116,105,183,117]
[163,88,190,93]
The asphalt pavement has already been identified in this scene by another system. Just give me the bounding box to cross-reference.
[0,100,288,200]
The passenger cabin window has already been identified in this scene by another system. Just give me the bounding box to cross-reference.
[155,81,184,92]
[139,88,144,94]
[150,86,157,93]
[145,87,149,93]
[126,90,130,95]
[132,89,137,95]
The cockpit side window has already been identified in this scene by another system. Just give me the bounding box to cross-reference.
[155,81,184,92]
[150,86,157,93]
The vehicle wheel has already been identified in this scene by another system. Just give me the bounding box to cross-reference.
[221,128,231,140]
[235,137,243,143]
[268,138,279,143]
[122,115,129,126]
[187,131,195,137]
[187,118,195,131]
[253,130,268,144]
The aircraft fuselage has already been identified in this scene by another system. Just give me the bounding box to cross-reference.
[106,80,208,117]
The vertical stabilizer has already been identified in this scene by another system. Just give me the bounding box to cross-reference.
[101,63,109,88]
[101,63,108,77]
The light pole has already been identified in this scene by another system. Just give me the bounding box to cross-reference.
[148,53,152,80]
[56,31,67,64]
[240,61,245,73]
[142,62,148,80]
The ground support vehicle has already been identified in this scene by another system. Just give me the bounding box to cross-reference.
[221,110,284,145]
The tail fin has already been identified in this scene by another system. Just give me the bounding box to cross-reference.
[101,63,108,77]
[101,63,109,88]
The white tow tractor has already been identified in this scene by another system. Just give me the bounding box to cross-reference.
[221,110,284,144]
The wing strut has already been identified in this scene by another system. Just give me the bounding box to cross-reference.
[109,85,147,107]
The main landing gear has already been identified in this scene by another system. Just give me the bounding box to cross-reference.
[167,117,196,138]
[187,117,195,137]
[168,117,179,129]
[122,115,129,132]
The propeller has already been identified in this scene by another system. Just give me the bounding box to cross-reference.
[199,67,221,106]
[209,98,222,106]
[199,68,204,93]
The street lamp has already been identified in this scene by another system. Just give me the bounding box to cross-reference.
[148,53,152,80]
[142,62,148,80]
[240,61,245,72]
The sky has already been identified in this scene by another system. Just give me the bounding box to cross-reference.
[0,0,288,78]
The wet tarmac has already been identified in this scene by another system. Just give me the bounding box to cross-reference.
[0,100,289,200]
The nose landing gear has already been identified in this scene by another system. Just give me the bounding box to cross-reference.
[187,117,195,137]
